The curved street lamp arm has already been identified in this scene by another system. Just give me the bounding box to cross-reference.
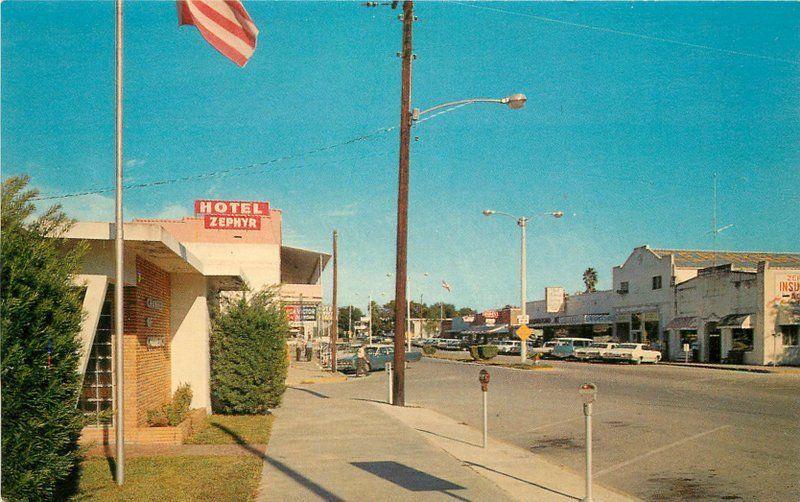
[414,98,507,120]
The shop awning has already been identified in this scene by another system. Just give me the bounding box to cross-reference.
[665,316,698,330]
[718,313,753,328]
[462,324,509,335]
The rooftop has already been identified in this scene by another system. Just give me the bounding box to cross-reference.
[651,248,800,270]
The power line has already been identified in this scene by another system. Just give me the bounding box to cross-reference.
[33,124,397,201]
[453,2,799,66]
[32,99,485,202]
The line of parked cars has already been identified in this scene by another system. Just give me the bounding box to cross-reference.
[540,337,662,364]
[409,336,662,364]
[336,344,423,373]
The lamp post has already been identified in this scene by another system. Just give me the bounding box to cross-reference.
[483,209,563,363]
[368,0,526,407]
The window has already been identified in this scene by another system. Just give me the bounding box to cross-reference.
[80,299,114,426]
[731,328,754,351]
[618,281,629,294]
[781,325,799,347]
[652,276,662,290]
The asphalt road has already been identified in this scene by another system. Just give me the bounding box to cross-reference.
[320,355,800,501]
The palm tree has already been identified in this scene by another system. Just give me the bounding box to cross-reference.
[583,267,598,293]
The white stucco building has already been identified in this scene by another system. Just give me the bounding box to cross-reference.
[60,200,330,442]
[526,246,800,365]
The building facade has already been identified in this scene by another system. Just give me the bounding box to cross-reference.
[65,200,329,442]
[522,246,799,365]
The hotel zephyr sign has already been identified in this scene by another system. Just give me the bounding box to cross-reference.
[194,199,270,230]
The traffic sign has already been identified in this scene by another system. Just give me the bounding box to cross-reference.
[516,314,530,325]
[515,324,532,341]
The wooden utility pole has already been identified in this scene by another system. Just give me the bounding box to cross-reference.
[393,0,414,407]
[331,230,338,372]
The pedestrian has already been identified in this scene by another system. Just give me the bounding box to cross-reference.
[356,345,368,376]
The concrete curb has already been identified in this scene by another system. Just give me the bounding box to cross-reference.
[424,355,556,373]
[661,362,775,374]
[299,374,348,384]
[372,400,639,501]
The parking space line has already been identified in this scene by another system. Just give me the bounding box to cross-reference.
[593,425,730,478]
[528,411,610,432]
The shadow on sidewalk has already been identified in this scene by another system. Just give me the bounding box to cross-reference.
[287,386,329,399]
[352,461,469,501]
[415,428,479,448]
[463,461,580,500]
[213,423,344,501]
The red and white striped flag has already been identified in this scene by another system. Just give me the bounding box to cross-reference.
[177,1,259,67]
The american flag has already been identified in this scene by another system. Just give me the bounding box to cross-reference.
[178,1,259,67]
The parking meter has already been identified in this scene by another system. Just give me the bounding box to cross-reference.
[579,383,597,502]
[579,383,597,406]
[479,369,490,447]
[479,369,490,392]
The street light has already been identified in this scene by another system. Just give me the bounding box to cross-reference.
[482,209,563,363]
[412,94,527,121]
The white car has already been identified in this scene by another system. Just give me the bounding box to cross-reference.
[493,340,521,355]
[604,343,662,364]
[530,340,558,357]
[574,342,617,361]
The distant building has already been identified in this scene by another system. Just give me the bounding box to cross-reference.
[526,246,799,365]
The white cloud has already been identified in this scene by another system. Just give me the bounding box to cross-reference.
[153,203,191,220]
[51,192,116,221]
[323,203,358,217]
[125,158,146,168]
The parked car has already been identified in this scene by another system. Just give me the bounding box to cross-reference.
[604,343,662,364]
[494,340,522,355]
[574,342,618,361]
[441,338,462,351]
[530,340,559,357]
[337,346,423,373]
[550,338,594,359]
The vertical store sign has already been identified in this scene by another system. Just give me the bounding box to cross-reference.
[194,200,270,230]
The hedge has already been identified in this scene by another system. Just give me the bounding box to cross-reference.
[210,289,289,414]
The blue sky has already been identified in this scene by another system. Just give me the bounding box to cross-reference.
[3,1,799,310]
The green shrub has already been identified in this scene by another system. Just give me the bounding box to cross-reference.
[470,344,499,360]
[422,345,437,355]
[147,384,193,427]
[1,176,86,500]
[210,289,289,414]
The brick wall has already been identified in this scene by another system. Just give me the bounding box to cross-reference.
[122,256,172,428]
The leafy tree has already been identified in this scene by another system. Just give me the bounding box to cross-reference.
[210,289,289,414]
[583,267,598,293]
[337,305,363,335]
[1,176,85,500]
[457,307,476,316]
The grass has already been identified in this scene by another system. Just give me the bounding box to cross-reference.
[73,455,262,501]
[185,414,275,445]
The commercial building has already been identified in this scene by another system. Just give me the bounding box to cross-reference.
[63,200,329,442]
[524,246,800,365]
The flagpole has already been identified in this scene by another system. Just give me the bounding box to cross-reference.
[114,0,125,486]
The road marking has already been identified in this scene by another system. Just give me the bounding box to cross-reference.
[593,425,730,478]
[528,411,609,432]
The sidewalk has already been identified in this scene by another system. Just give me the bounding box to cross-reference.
[662,361,800,374]
[376,402,636,502]
[258,364,512,501]
[285,360,348,385]
[258,362,637,501]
